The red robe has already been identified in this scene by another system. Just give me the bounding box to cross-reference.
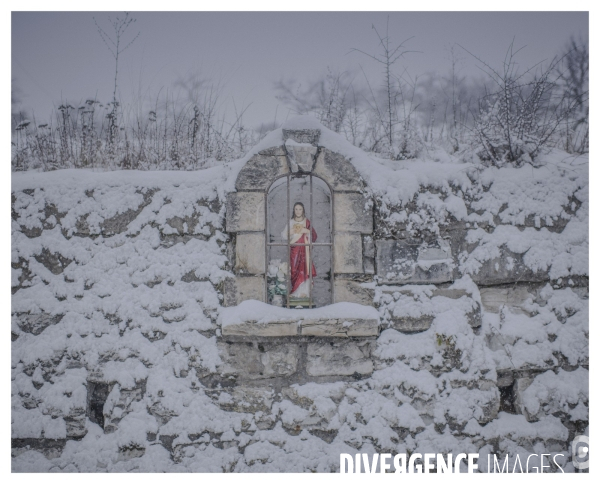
[290,219,317,295]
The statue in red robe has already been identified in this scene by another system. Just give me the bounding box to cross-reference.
[281,202,317,299]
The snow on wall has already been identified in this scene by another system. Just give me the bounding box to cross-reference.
[11,118,588,472]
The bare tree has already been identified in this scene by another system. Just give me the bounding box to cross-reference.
[94,12,140,149]
[350,17,419,158]
[557,36,588,153]
[441,45,467,151]
[461,40,580,166]
[274,67,354,133]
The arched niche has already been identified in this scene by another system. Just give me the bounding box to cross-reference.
[267,173,333,308]
[224,128,374,309]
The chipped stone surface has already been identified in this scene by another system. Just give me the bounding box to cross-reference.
[313,149,363,192]
[225,192,265,232]
[235,233,265,274]
[334,192,373,234]
[306,340,374,377]
[333,279,374,306]
[301,318,378,337]
[376,239,453,284]
[218,341,299,380]
[235,154,289,191]
[333,233,363,274]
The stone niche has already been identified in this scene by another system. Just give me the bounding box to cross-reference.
[223,126,377,382]
[225,127,374,309]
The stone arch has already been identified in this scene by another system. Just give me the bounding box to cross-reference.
[224,127,375,308]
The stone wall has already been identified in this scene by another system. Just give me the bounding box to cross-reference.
[11,123,588,472]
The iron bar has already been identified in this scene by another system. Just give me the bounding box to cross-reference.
[286,173,291,308]
[309,175,313,308]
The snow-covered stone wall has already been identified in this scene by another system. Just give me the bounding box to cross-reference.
[12,118,588,472]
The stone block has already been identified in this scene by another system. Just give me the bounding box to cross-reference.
[430,288,469,299]
[212,386,274,413]
[363,236,375,274]
[223,276,265,307]
[33,248,73,275]
[217,341,299,380]
[235,154,289,191]
[226,192,265,232]
[390,316,434,333]
[334,192,373,234]
[235,232,265,274]
[301,318,378,337]
[14,312,64,335]
[513,376,536,421]
[480,286,536,315]
[333,279,374,306]
[313,149,364,192]
[282,128,320,145]
[222,319,298,337]
[285,139,318,172]
[376,239,453,284]
[306,341,374,377]
[334,233,363,274]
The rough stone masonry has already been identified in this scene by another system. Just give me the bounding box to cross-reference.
[11,117,588,472]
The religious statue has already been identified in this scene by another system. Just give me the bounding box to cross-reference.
[281,202,317,303]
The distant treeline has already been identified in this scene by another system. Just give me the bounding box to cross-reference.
[11,37,587,171]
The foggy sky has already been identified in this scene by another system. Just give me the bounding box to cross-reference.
[12,11,588,129]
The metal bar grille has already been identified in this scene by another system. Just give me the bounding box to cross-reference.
[286,173,291,308]
[265,173,335,309]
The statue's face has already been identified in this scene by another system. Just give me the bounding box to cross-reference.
[294,204,304,218]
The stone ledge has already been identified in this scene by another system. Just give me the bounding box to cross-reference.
[219,300,379,338]
[301,318,377,337]
[222,317,378,338]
